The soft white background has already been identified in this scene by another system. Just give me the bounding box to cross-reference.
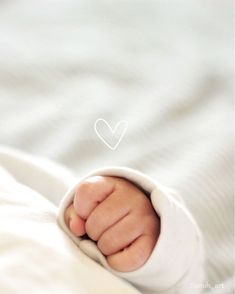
[0,0,233,293]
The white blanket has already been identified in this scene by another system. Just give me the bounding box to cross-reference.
[0,150,204,293]
[0,0,233,293]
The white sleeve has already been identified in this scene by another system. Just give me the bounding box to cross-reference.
[57,167,205,294]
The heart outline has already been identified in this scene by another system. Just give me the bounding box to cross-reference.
[94,118,128,150]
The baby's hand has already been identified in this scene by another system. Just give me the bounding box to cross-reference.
[64,176,160,272]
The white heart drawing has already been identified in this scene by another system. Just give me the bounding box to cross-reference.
[94,118,128,150]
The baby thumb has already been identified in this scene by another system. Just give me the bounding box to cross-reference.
[65,205,86,237]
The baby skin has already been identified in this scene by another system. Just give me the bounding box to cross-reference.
[64,176,160,272]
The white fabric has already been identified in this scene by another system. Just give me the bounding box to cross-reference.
[0,148,203,293]
[0,1,233,293]
[58,167,205,294]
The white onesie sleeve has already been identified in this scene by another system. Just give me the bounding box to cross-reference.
[57,167,205,294]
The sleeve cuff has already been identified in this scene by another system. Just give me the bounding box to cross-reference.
[57,167,204,293]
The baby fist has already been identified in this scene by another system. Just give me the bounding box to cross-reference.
[64,176,160,272]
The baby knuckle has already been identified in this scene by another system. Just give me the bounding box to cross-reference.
[77,180,94,199]
[132,246,147,266]
[97,235,112,255]
[85,217,98,241]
